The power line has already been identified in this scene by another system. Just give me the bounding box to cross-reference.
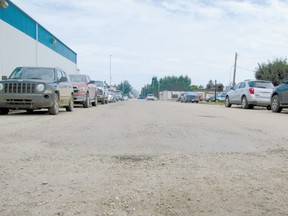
[236,65,255,72]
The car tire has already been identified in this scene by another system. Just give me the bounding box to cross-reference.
[91,94,97,106]
[49,94,59,115]
[241,96,249,109]
[83,93,90,108]
[267,105,271,110]
[225,96,231,107]
[26,109,34,113]
[66,95,74,112]
[0,108,9,115]
[271,94,282,113]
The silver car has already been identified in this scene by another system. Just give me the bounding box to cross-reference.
[225,80,274,109]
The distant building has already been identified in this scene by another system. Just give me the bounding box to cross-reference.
[0,0,77,78]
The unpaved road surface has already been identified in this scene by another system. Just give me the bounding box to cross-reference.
[1,100,288,216]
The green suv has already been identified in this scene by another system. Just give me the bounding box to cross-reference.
[0,67,74,115]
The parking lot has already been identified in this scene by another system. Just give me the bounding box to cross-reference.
[1,100,288,215]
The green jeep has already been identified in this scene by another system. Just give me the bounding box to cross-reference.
[0,67,74,115]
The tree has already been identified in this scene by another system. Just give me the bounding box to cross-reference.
[205,80,224,91]
[115,80,132,95]
[141,75,192,96]
[255,58,288,86]
[206,80,214,89]
[159,75,191,91]
[191,85,199,89]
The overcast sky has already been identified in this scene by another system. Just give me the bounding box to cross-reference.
[12,0,288,91]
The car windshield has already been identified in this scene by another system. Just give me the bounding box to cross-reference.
[94,81,104,87]
[70,75,87,82]
[9,67,55,81]
[248,81,274,88]
[147,94,154,97]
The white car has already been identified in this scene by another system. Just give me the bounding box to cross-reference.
[146,94,155,101]
[225,80,274,109]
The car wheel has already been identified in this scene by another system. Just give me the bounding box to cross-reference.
[241,96,249,109]
[91,94,97,106]
[83,93,90,108]
[267,105,271,110]
[49,94,59,115]
[271,94,282,113]
[225,96,231,107]
[0,108,9,115]
[26,109,34,113]
[66,95,74,112]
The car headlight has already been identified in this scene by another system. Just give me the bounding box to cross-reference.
[0,83,3,91]
[36,84,45,92]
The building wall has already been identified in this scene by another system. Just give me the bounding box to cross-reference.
[0,1,77,77]
[160,91,182,101]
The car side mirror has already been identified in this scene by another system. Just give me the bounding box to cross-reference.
[59,77,68,82]
[2,76,7,80]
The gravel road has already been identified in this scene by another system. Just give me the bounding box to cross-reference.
[1,100,288,216]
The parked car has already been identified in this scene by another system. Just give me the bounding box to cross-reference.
[91,80,108,104]
[146,94,155,101]
[0,67,74,115]
[206,92,226,102]
[225,80,274,109]
[69,74,97,108]
[270,81,288,113]
[114,90,123,101]
[123,95,129,100]
[177,92,185,102]
[108,91,116,103]
[181,92,200,103]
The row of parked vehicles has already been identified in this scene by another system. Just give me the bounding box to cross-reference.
[176,79,288,113]
[225,79,288,113]
[0,67,125,115]
[177,92,200,103]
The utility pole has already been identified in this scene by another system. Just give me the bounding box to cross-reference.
[158,80,160,100]
[214,80,217,102]
[122,81,124,93]
[232,52,238,87]
[109,54,112,86]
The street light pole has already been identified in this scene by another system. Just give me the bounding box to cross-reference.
[109,54,112,86]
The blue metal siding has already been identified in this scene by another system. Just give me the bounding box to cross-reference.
[0,0,77,64]
[0,1,36,39]
[38,25,77,63]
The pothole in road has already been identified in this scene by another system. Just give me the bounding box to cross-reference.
[198,115,217,118]
[113,155,153,163]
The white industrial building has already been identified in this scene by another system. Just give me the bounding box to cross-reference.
[0,0,77,78]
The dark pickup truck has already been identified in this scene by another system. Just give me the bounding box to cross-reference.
[0,67,74,115]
